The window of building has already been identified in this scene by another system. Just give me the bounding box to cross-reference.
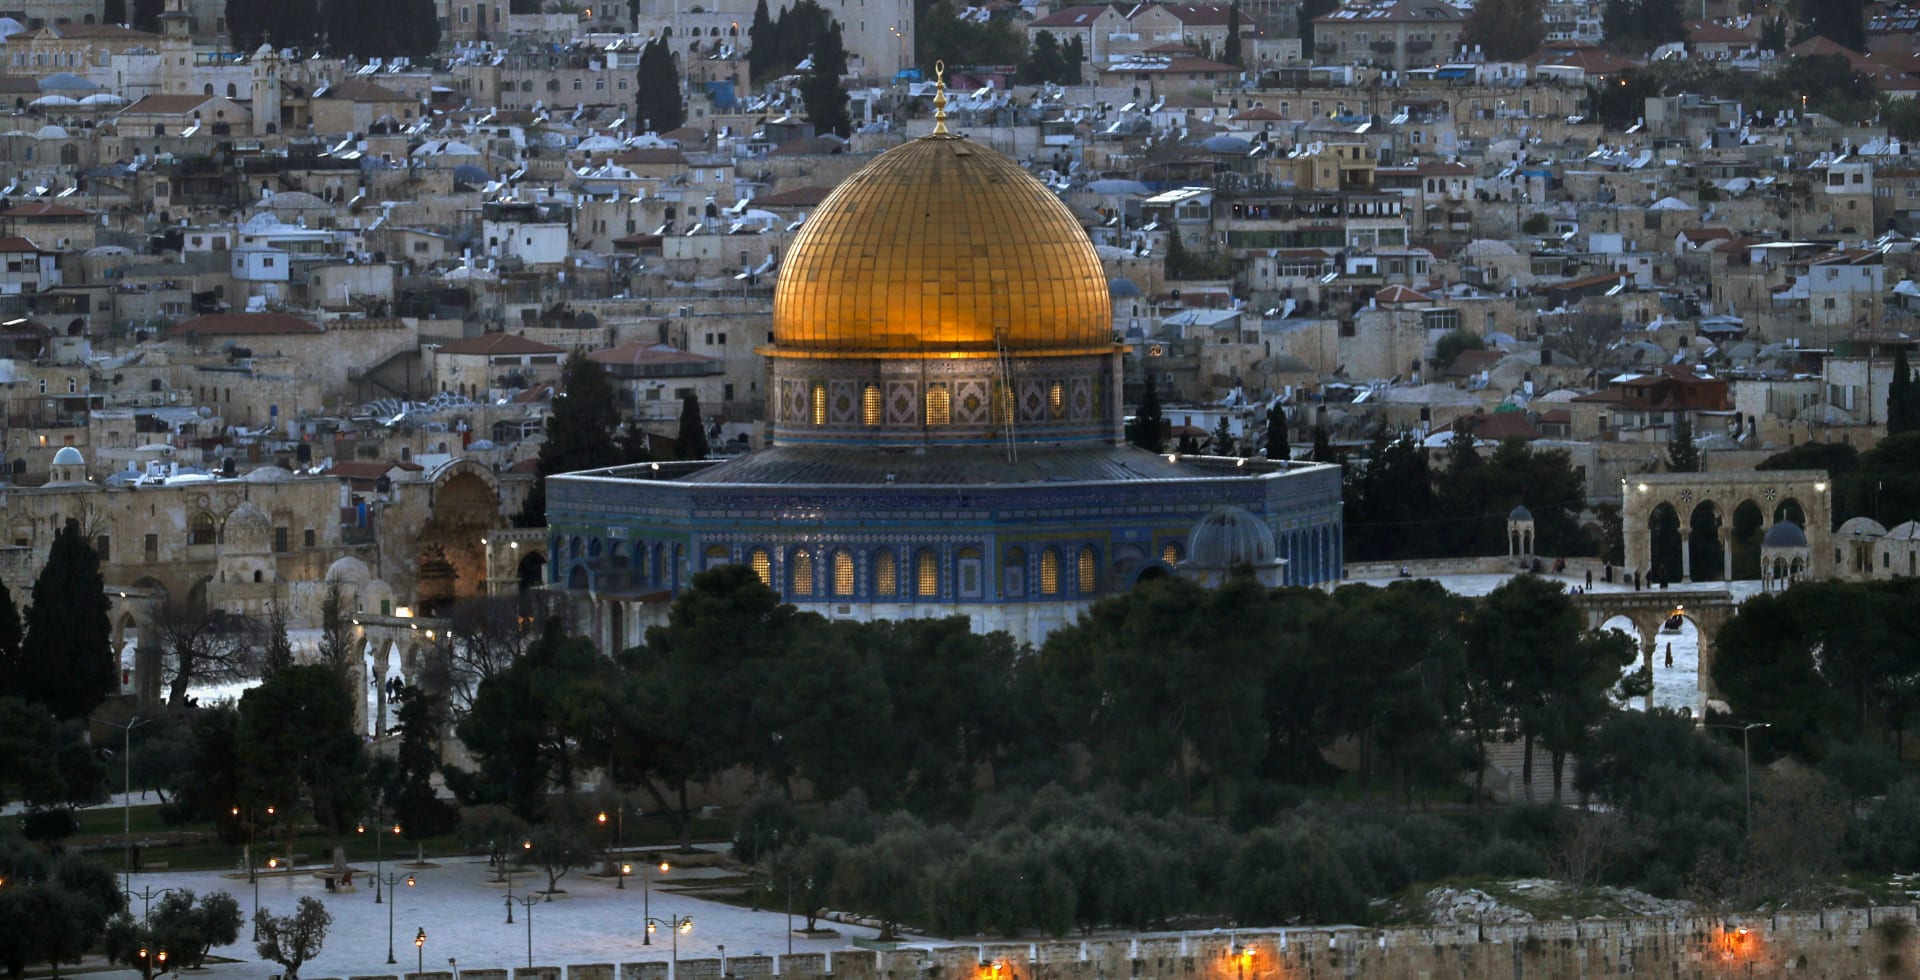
[791,550,814,595]
[925,382,950,426]
[916,548,939,596]
[1161,541,1181,564]
[874,549,897,595]
[1040,547,1060,595]
[811,382,827,425]
[144,533,158,559]
[704,544,729,568]
[1048,381,1065,419]
[862,383,882,426]
[832,551,854,596]
[189,512,216,546]
[273,527,289,552]
[1078,545,1098,592]
[304,528,316,548]
[1005,547,1026,596]
[957,547,982,598]
[94,536,109,561]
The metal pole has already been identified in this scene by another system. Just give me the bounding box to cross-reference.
[385,872,397,964]
[643,865,651,943]
[1743,725,1753,837]
[786,872,793,955]
[123,719,134,891]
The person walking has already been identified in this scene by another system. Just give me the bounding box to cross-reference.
[1585,568,1594,589]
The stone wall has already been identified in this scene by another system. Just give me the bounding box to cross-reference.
[308,909,1920,980]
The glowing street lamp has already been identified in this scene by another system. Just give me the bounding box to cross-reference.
[645,914,694,978]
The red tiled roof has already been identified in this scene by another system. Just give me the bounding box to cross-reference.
[3,201,92,218]
[118,94,214,116]
[435,332,565,356]
[168,313,324,337]
[752,185,836,207]
[0,235,41,252]
[1029,5,1111,27]
[587,343,715,368]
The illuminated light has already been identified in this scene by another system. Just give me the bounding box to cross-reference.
[1637,483,1649,492]
[510,541,519,549]
[659,861,670,873]
[679,918,693,934]
[598,812,608,824]
[1814,482,1827,492]
[622,863,632,875]
[406,874,416,887]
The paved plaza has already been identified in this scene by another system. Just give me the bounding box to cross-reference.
[95,851,889,978]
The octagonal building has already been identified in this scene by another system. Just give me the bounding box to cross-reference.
[545,107,1343,649]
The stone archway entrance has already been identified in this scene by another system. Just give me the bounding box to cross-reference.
[1622,472,1834,583]
[416,468,500,615]
[1576,590,1736,716]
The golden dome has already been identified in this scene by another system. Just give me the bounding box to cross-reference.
[771,132,1113,357]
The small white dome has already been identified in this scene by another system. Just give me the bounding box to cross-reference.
[243,465,294,483]
[1186,507,1278,568]
[325,555,373,583]
[51,446,83,465]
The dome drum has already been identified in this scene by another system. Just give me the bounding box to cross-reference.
[769,352,1123,447]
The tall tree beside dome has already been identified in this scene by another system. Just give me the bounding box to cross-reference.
[675,393,710,460]
[1128,376,1166,452]
[1888,346,1916,435]
[801,22,852,137]
[14,520,115,721]
[104,0,126,25]
[228,0,318,50]
[634,37,686,133]
[517,354,625,526]
[131,0,163,32]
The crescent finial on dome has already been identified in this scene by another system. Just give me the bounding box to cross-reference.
[931,59,949,136]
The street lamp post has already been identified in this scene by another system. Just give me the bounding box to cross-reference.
[358,816,402,903]
[414,927,426,977]
[95,716,151,891]
[511,892,541,967]
[1707,722,1771,835]
[597,808,626,887]
[642,859,670,942]
[645,914,694,979]
[123,885,177,920]
[373,871,415,964]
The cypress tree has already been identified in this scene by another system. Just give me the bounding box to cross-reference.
[1062,36,1085,84]
[1265,402,1290,461]
[518,354,625,526]
[0,581,21,699]
[634,38,686,133]
[1667,413,1700,472]
[18,520,116,721]
[1889,346,1914,435]
[675,393,710,460]
[105,0,126,24]
[747,0,775,80]
[1224,0,1243,67]
[1130,375,1166,452]
[800,22,851,137]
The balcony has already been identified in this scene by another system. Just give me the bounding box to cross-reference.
[1370,40,1397,53]
[1405,38,1432,52]
[1315,39,1338,53]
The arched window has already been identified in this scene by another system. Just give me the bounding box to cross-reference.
[916,548,939,596]
[957,547,983,598]
[1077,545,1097,593]
[1039,547,1061,595]
[861,383,882,426]
[189,512,216,546]
[703,544,729,567]
[749,547,771,585]
[226,83,237,97]
[1005,547,1026,597]
[810,381,827,425]
[203,83,214,95]
[1161,541,1182,565]
[1049,381,1065,419]
[791,550,815,596]
[873,549,897,595]
[832,550,854,596]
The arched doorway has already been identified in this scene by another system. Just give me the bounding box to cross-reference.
[1647,502,1682,585]
[516,550,547,590]
[1729,499,1764,580]
[1686,501,1723,582]
[416,467,501,611]
[1774,497,1807,527]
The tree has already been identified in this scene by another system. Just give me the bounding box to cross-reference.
[155,601,258,709]
[0,847,123,980]
[674,392,709,460]
[254,896,331,980]
[1223,0,1243,66]
[1889,346,1916,435]
[1061,37,1085,84]
[1022,31,1065,84]
[391,686,459,864]
[1226,823,1366,925]
[634,37,686,133]
[1432,327,1486,373]
[1298,0,1337,53]
[1600,0,1681,51]
[519,353,626,526]
[829,822,945,940]
[1209,418,1236,456]
[800,22,852,138]
[524,818,598,893]
[747,0,776,79]
[1462,0,1546,60]
[314,583,357,689]
[1310,424,1334,462]
[1666,413,1700,472]
[104,890,242,974]
[1129,376,1166,452]
[1264,402,1290,461]
[131,0,163,32]
[1799,0,1866,51]
[17,518,115,720]
[104,0,126,23]
[260,601,295,678]
[237,665,366,869]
